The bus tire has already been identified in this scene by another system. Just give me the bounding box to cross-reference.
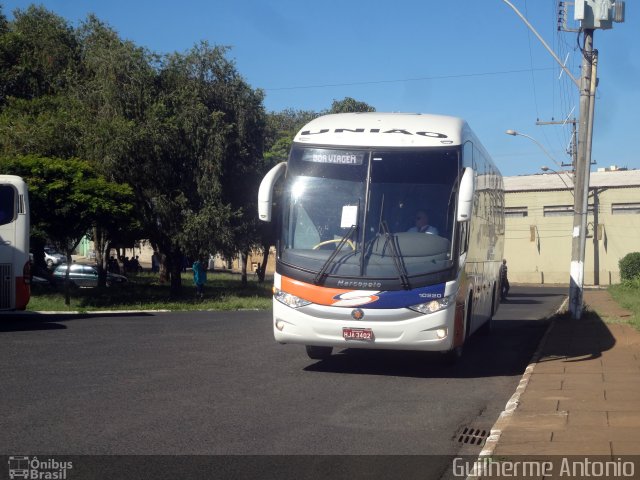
[478,285,496,336]
[442,294,472,365]
[305,345,333,360]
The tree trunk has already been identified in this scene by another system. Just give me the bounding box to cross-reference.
[93,226,109,287]
[62,239,83,306]
[240,250,248,287]
[168,251,183,297]
[159,252,169,284]
[63,250,73,306]
[258,243,270,283]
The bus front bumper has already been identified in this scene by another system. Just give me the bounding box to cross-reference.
[272,300,456,352]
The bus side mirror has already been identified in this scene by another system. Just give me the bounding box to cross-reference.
[457,167,475,222]
[258,162,287,222]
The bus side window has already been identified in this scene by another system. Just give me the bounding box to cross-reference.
[0,185,15,226]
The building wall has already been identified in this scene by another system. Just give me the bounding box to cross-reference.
[594,187,640,284]
[504,186,640,285]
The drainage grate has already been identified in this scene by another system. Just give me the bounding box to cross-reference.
[457,427,489,446]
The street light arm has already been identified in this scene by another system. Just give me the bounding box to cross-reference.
[540,166,574,195]
[501,0,580,89]
[505,130,564,170]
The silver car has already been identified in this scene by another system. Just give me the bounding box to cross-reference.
[52,264,127,287]
[44,248,66,268]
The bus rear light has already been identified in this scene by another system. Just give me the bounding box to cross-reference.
[23,260,31,284]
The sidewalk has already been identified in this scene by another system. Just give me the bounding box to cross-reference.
[487,289,640,457]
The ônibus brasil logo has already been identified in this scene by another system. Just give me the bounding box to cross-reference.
[8,456,73,479]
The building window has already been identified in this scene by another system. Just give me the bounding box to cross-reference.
[505,206,528,217]
[543,205,573,217]
[544,204,595,217]
[612,203,640,215]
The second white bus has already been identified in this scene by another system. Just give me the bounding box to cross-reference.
[0,175,31,310]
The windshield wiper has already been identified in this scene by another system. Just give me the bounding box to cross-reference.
[380,221,411,290]
[313,224,357,285]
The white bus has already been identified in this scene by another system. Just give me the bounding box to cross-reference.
[0,175,31,310]
[258,113,504,362]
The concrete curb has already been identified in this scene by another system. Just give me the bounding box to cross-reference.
[1,309,171,315]
[465,296,569,479]
[1,308,265,316]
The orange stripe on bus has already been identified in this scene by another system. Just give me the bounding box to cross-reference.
[281,276,350,306]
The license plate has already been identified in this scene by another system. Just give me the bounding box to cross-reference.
[342,327,374,341]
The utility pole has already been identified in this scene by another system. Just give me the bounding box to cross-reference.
[502,0,625,319]
[569,29,596,319]
[569,0,624,319]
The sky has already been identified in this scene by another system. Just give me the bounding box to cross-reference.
[2,0,638,177]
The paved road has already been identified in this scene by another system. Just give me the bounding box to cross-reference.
[0,286,565,478]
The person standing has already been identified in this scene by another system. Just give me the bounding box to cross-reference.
[192,256,207,298]
[500,259,510,299]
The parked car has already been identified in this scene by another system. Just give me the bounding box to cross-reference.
[52,264,127,287]
[44,247,66,268]
[31,275,51,285]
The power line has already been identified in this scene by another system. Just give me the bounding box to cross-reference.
[264,67,556,92]
[524,0,542,119]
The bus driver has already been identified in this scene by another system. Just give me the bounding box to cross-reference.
[408,209,439,235]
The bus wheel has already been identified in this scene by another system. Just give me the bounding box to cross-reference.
[479,286,497,336]
[442,294,472,365]
[305,345,333,360]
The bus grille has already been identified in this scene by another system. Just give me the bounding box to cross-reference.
[0,263,12,309]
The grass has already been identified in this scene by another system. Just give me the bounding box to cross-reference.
[28,271,273,312]
[608,277,640,330]
[31,270,640,322]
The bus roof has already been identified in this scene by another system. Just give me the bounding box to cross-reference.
[293,113,468,148]
[0,175,26,185]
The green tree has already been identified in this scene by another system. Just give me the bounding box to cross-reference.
[327,97,376,114]
[264,109,316,164]
[0,6,7,31]
[0,6,378,296]
[619,252,640,281]
[0,94,83,158]
[0,155,134,304]
[0,8,143,286]
[0,6,82,157]
[122,42,266,294]
[72,15,157,278]
[0,5,79,104]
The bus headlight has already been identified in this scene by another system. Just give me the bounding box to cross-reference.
[408,294,455,314]
[274,288,312,308]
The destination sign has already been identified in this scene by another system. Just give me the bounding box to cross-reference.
[301,150,364,165]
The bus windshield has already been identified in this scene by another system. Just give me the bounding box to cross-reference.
[280,146,460,286]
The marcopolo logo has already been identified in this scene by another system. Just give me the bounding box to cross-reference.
[8,456,73,479]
